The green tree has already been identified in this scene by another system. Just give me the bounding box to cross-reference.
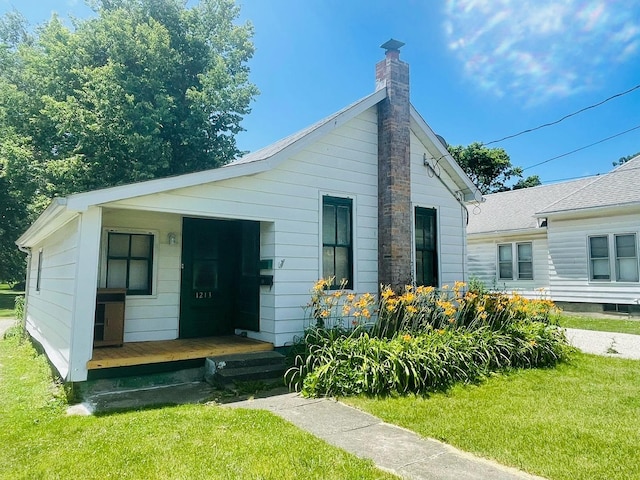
[0,0,258,282]
[448,142,539,194]
[613,151,640,167]
[512,174,541,190]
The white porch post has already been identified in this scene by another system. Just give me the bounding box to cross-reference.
[68,206,102,382]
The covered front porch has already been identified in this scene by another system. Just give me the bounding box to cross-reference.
[87,335,274,370]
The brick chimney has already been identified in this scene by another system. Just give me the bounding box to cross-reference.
[377,39,412,292]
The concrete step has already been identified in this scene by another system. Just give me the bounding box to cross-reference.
[75,366,205,398]
[205,351,287,387]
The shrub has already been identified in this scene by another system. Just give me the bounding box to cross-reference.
[4,295,26,341]
[285,280,571,397]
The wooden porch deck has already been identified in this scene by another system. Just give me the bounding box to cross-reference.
[87,336,274,370]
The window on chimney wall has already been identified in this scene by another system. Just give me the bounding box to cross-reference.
[322,196,353,289]
[415,207,438,287]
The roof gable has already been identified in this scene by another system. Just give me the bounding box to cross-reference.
[18,86,481,246]
[64,88,388,212]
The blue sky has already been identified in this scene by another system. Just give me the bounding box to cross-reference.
[2,0,640,185]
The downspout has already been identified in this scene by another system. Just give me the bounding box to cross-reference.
[16,245,32,331]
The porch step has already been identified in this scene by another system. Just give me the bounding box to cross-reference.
[205,351,287,387]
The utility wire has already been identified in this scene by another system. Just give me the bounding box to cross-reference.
[523,123,640,171]
[484,83,640,145]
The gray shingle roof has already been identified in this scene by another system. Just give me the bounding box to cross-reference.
[467,177,596,234]
[468,155,640,235]
[538,155,640,214]
[229,89,385,166]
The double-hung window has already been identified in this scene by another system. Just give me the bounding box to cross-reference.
[589,236,610,280]
[322,196,353,289]
[498,242,533,280]
[106,232,154,295]
[590,234,639,282]
[415,207,438,287]
[589,234,639,282]
[498,244,513,280]
[615,234,639,282]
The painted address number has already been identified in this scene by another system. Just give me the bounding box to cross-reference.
[195,291,212,299]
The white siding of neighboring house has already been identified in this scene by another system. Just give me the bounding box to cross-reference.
[547,213,640,304]
[105,107,381,347]
[410,132,468,285]
[24,217,80,379]
[467,232,550,298]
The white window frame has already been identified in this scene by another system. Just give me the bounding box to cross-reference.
[588,233,640,283]
[99,228,159,297]
[615,233,639,282]
[497,244,513,280]
[497,242,533,281]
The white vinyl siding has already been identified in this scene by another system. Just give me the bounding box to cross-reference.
[106,108,380,346]
[547,213,640,304]
[101,209,181,343]
[467,235,548,298]
[24,217,81,380]
[410,132,467,286]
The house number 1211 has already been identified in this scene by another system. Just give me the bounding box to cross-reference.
[195,291,212,299]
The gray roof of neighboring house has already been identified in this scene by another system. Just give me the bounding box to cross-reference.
[467,177,596,235]
[467,154,640,235]
[538,155,640,214]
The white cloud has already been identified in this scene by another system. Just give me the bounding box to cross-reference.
[444,0,640,104]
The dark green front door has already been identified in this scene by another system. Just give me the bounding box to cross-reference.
[179,218,260,338]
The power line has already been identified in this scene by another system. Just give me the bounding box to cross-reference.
[522,123,640,171]
[484,83,640,145]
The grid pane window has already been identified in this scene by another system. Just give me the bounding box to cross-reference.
[322,196,353,289]
[106,233,153,295]
[415,207,438,287]
[615,234,639,282]
[589,236,610,280]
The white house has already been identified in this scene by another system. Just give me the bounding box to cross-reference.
[467,156,640,315]
[16,41,480,382]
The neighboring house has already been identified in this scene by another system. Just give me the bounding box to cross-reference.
[16,41,480,383]
[467,156,640,315]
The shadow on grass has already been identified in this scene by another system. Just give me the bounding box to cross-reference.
[0,284,23,318]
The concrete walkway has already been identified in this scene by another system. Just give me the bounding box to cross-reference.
[0,318,15,337]
[226,393,543,480]
[565,327,640,359]
[224,327,640,480]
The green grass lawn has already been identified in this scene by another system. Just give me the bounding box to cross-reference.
[0,335,396,480]
[0,283,23,318]
[558,314,640,335]
[346,353,640,480]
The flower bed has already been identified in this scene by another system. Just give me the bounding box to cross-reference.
[286,280,572,397]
